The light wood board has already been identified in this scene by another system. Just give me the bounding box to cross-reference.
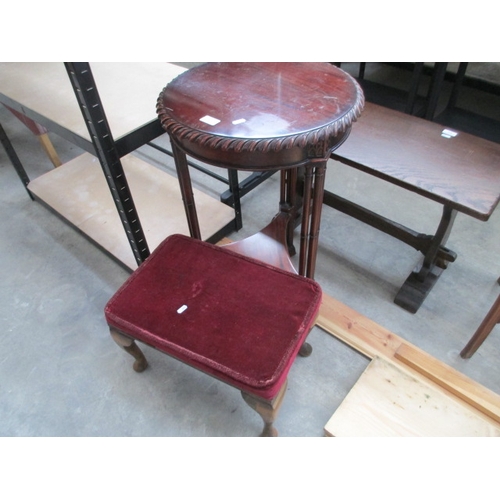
[325,356,500,437]
[28,153,235,270]
[317,294,500,426]
[0,62,187,142]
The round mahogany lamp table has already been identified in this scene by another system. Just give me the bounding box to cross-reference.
[157,62,364,278]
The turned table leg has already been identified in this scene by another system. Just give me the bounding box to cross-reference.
[171,140,202,240]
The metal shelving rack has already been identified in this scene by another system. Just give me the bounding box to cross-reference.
[65,62,150,267]
[1,62,240,271]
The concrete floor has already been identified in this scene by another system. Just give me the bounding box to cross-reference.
[1,63,499,438]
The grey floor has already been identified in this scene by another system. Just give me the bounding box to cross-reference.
[1,63,499,438]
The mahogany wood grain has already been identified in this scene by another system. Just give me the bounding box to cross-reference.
[157,63,364,279]
[223,213,297,273]
[158,62,363,170]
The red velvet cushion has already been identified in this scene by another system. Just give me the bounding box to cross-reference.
[105,234,322,399]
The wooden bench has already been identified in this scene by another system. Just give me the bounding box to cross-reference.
[327,102,500,313]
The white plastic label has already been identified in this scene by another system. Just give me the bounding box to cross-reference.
[200,115,221,126]
[441,129,458,138]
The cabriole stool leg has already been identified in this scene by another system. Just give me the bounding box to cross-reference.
[241,380,288,437]
[110,327,148,372]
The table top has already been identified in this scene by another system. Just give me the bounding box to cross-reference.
[157,62,364,159]
[333,103,500,220]
[0,62,186,154]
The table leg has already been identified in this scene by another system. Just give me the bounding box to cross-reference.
[227,169,243,231]
[171,141,202,240]
[306,162,327,278]
[299,161,327,278]
[460,291,500,358]
[280,168,299,256]
[298,166,313,276]
[395,205,458,313]
[425,62,448,120]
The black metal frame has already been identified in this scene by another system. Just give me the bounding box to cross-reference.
[0,81,165,158]
[65,62,151,267]
[2,63,260,268]
[0,122,34,200]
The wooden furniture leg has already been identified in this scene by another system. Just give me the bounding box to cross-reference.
[461,289,500,359]
[241,381,288,437]
[4,104,62,167]
[279,168,299,257]
[37,133,62,167]
[305,162,328,278]
[171,140,202,240]
[298,166,314,277]
[105,234,322,436]
[110,327,148,372]
[394,205,458,313]
[287,161,328,279]
[299,342,313,357]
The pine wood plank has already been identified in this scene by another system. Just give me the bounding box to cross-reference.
[324,357,500,437]
[218,238,500,431]
[395,343,500,425]
[317,293,500,425]
[317,293,403,360]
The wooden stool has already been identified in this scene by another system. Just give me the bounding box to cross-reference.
[105,234,322,436]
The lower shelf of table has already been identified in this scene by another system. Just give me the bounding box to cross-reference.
[28,152,236,270]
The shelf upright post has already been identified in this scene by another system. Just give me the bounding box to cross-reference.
[64,62,150,267]
[0,122,34,199]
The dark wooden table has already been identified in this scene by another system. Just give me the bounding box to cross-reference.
[156,62,364,278]
[330,102,500,312]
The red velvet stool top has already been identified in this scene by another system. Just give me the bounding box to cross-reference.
[105,235,322,399]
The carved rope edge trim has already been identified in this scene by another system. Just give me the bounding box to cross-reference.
[156,82,365,154]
